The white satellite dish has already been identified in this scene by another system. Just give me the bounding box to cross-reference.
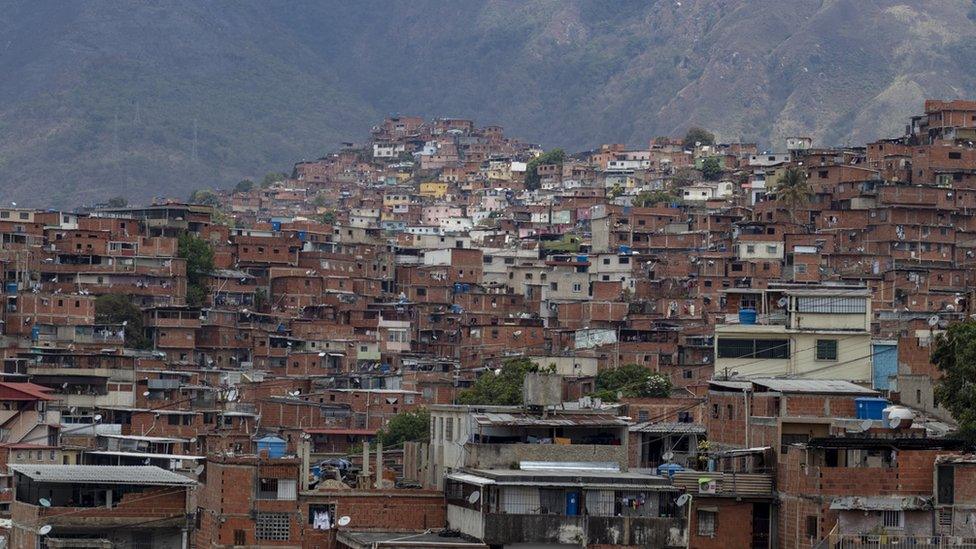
[675,494,692,507]
[38,525,52,536]
[189,437,198,443]
[38,498,51,507]
[318,352,326,357]
[93,414,102,422]
[337,516,351,527]
[142,391,150,397]
[468,491,481,504]
[662,451,674,462]
[928,315,940,327]
[289,390,300,397]
[860,419,873,432]
[776,297,789,308]
[195,465,205,475]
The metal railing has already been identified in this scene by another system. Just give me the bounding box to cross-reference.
[828,533,976,548]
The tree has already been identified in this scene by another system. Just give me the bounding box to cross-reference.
[700,157,723,181]
[234,179,255,193]
[607,184,623,199]
[106,196,127,208]
[321,211,337,225]
[683,126,715,149]
[633,189,679,207]
[378,408,430,446]
[178,233,215,307]
[592,364,672,401]
[775,167,812,223]
[95,294,150,349]
[524,149,565,191]
[261,172,287,188]
[933,321,976,443]
[457,357,540,405]
[188,189,219,206]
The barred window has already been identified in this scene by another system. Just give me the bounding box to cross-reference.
[816,339,838,361]
[717,338,789,359]
[255,513,290,541]
[796,296,865,314]
[697,510,716,536]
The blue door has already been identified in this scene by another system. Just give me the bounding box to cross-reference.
[566,491,580,516]
[872,342,897,390]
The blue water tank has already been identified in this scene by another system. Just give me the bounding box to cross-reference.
[256,435,287,458]
[855,397,890,420]
[4,282,17,294]
[738,308,758,325]
[657,462,685,478]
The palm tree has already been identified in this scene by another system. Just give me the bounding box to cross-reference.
[775,167,812,224]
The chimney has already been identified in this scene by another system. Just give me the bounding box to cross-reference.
[375,441,383,489]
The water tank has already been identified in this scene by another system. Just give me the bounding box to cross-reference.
[738,308,758,325]
[855,397,889,420]
[657,462,685,478]
[4,282,17,294]
[883,406,915,429]
[256,435,287,458]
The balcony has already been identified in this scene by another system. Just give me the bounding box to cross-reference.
[481,514,685,547]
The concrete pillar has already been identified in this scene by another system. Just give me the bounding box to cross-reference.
[375,441,383,489]
[362,441,370,478]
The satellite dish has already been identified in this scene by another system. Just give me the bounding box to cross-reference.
[195,465,205,475]
[189,437,198,443]
[928,315,940,327]
[289,390,300,397]
[662,451,674,462]
[38,498,51,507]
[468,491,481,504]
[93,414,102,422]
[888,416,902,428]
[675,494,692,507]
[227,390,238,402]
[860,419,873,432]
[776,297,789,308]
[38,525,52,536]
[337,516,351,527]
[142,391,151,397]
[143,458,152,465]
[318,352,326,357]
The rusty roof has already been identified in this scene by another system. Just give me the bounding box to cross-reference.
[471,412,627,427]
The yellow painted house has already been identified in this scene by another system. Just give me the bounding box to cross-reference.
[419,181,449,198]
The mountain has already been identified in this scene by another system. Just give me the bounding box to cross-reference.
[2,0,976,206]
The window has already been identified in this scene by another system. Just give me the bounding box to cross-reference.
[445,418,454,441]
[255,512,290,541]
[573,283,582,293]
[683,369,693,379]
[726,404,734,419]
[550,282,558,291]
[234,530,246,545]
[711,404,719,419]
[796,296,865,314]
[717,338,789,359]
[638,410,649,422]
[766,245,777,254]
[882,510,904,529]
[949,152,962,160]
[815,339,838,361]
[746,245,755,254]
[806,516,818,540]
[697,510,716,536]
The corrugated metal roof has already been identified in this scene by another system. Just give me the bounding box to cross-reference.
[829,496,932,511]
[471,412,627,427]
[629,422,706,434]
[751,379,876,394]
[9,464,196,486]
